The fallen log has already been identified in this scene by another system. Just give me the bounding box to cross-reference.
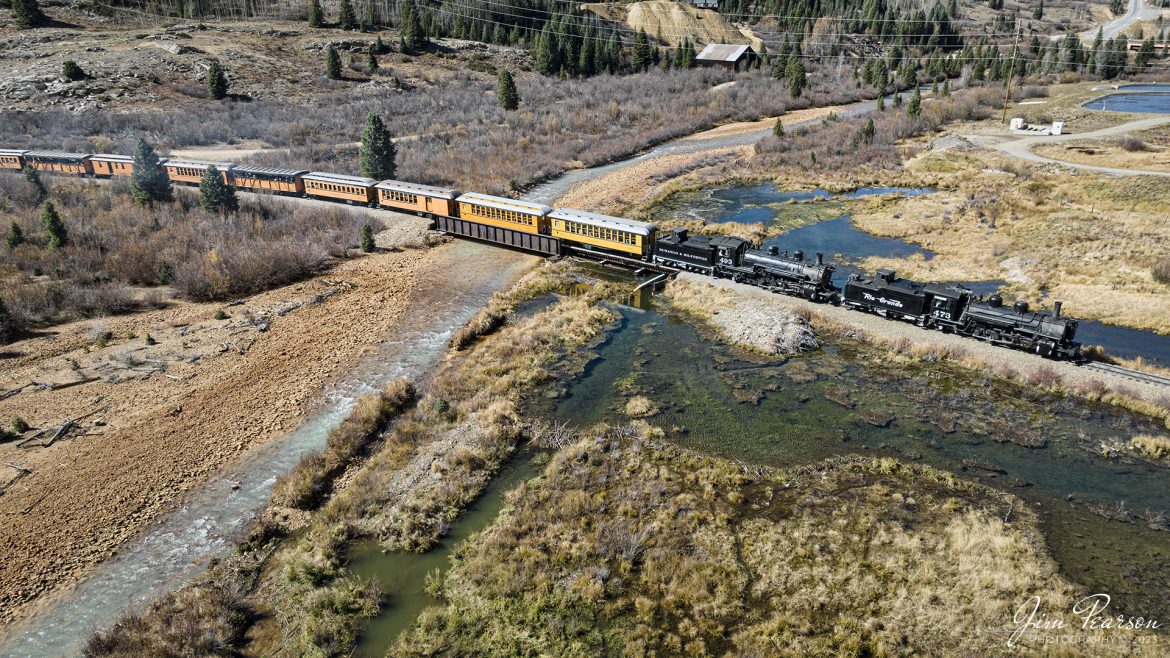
[0,383,32,401]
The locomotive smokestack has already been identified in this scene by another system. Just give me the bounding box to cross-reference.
[816,252,823,265]
[1053,301,1062,318]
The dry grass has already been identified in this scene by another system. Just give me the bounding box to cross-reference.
[395,433,1157,656]
[270,378,415,510]
[624,395,660,418]
[1130,434,1170,460]
[850,160,1170,334]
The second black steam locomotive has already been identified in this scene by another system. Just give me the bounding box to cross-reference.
[652,228,1082,360]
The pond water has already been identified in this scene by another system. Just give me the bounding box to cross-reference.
[347,447,543,656]
[1118,84,1170,91]
[1082,92,1170,113]
[544,300,1170,622]
[672,182,1170,366]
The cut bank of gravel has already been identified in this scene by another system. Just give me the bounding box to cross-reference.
[0,214,537,628]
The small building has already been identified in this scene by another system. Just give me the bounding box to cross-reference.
[695,43,756,71]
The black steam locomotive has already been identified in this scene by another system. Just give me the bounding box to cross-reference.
[651,229,1082,360]
[654,229,837,302]
[842,270,1081,359]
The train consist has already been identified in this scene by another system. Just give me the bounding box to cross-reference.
[0,148,1082,360]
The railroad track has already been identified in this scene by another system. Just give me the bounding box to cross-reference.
[1081,361,1170,388]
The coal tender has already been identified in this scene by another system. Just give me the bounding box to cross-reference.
[654,228,836,301]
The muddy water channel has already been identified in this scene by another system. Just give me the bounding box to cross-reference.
[542,294,1170,622]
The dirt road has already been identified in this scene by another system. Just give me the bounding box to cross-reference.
[988,115,1170,176]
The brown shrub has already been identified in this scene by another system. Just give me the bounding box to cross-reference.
[1153,258,1170,285]
[271,378,416,510]
[82,586,250,657]
[1119,136,1150,152]
[1024,365,1062,389]
[450,307,507,351]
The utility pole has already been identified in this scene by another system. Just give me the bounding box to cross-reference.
[1001,25,1023,123]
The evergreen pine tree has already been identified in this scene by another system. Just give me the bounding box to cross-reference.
[632,29,652,71]
[362,0,374,31]
[325,44,342,79]
[862,117,876,143]
[40,201,67,249]
[942,79,951,96]
[206,60,228,100]
[199,166,238,214]
[876,93,886,111]
[1033,0,1044,20]
[360,223,375,251]
[534,25,559,75]
[338,0,356,30]
[12,0,46,29]
[22,165,47,204]
[398,2,427,53]
[130,138,171,206]
[62,60,85,80]
[307,0,322,27]
[497,69,519,110]
[773,118,784,137]
[6,221,24,249]
[786,58,806,98]
[367,42,378,71]
[908,87,922,117]
[359,112,396,179]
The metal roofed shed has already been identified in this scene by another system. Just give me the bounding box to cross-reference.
[374,179,459,199]
[695,43,756,70]
[550,208,656,236]
[457,192,553,215]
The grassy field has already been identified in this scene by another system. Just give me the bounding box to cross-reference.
[853,151,1170,333]
[397,434,1159,656]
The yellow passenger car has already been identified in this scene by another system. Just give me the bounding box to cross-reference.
[303,172,377,204]
[232,166,309,195]
[0,149,27,170]
[549,208,657,259]
[456,192,551,234]
[26,151,93,175]
[164,159,235,186]
[90,154,135,177]
[375,180,459,217]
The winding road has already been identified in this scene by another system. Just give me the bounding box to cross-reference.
[1080,0,1167,41]
[988,114,1170,176]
